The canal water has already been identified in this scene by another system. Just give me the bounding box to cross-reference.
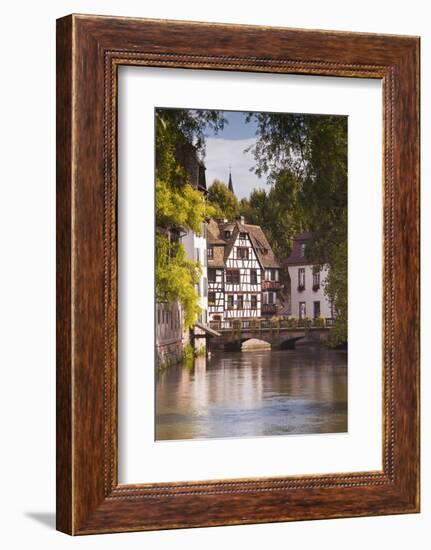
[155,347,347,441]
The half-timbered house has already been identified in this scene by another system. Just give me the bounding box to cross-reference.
[207,217,282,321]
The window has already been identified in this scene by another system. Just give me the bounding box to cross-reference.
[313,267,320,290]
[208,268,216,282]
[196,283,201,297]
[224,230,231,239]
[298,268,305,290]
[208,292,216,306]
[299,301,306,319]
[300,242,306,258]
[207,247,214,260]
[240,232,248,239]
[203,277,208,297]
[226,269,240,284]
[268,292,274,305]
[265,269,277,281]
[237,295,243,309]
[251,295,257,310]
[237,247,249,260]
[313,301,321,319]
[227,295,234,309]
[250,269,257,284]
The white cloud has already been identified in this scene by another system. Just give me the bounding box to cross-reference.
[204,137,267,200]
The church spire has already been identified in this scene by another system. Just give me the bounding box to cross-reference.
[228,167,234,195]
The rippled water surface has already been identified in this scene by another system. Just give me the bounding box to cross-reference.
[155,347,347,441]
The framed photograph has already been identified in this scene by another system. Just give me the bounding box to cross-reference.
[56,14,420,535]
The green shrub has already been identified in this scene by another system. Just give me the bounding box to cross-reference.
[304,317,313,328]
[182,343,194,370]
[287,317,298,328]
[250,318,260,330]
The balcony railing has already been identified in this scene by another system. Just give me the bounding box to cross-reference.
[261,303,277,314]
[261,280,283,290]
[209,318,335,331]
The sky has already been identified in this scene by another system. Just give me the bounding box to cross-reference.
[203,111,267,200]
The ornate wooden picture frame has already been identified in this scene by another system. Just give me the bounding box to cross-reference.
[56,14,420,535]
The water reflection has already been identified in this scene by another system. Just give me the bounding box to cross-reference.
[155,348,347,441]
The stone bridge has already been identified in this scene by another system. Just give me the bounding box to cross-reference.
[208,319,333,351]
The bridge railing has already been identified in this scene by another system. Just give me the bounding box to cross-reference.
[209,318,335,331]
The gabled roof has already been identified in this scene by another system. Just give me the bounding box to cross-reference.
[207,218,227,245]
[284,232,314,266]
[207,218,280,269]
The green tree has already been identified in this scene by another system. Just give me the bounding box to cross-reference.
[156,178,216,235]
[240,172,305,261]
[155,109,225,327]
[239,181,300,309]
[246,113,348,345]
[324,240,347,347]
[155,235,202,328]
[207,180,240,220]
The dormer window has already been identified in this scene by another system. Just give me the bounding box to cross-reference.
[300,243,307,258]
[224,230,231,239]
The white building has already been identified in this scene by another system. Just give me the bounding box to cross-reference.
[155,143,210,366]
[285,232,333,321]
[207,217,282,321]
[182,222,208,325]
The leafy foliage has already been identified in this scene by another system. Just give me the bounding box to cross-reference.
[239,170,305,261]
[245,112,348,345]
[156,108,226,169]
[207,180,240,220]
[324,240,347,347]
[155,235,201,329]
[155,109,225,327]
[156,178,216,235]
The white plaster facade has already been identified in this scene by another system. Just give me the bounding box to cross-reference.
[182,223,208,325]
[287,264,333,320]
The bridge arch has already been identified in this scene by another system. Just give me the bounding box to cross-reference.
[208,322,330,352]
[240,338,272,351]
